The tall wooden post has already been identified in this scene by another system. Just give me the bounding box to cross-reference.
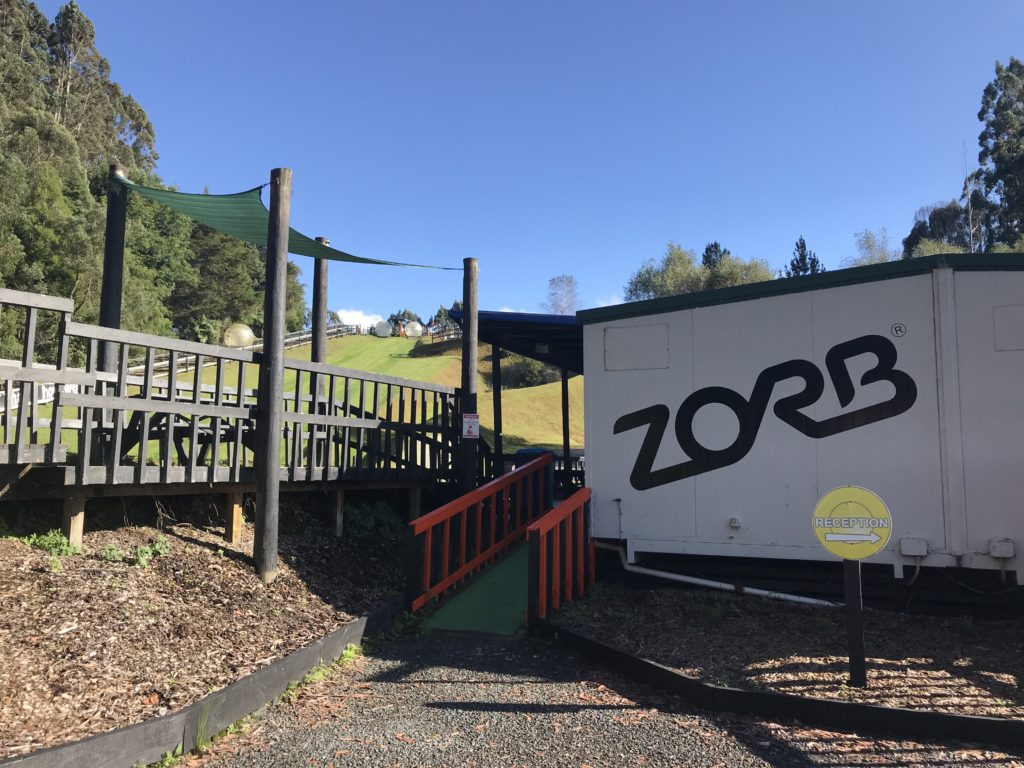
[844,559,868,687]
[254,167,292,585]
[491,341,503,469]
[312,237,329,367]
[561,367,570,493]
[460,257,479,492]
[99,164,128,372]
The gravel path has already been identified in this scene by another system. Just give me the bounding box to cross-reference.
[188,632,1023,768]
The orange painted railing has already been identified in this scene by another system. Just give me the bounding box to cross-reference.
[405,453,553,611]
[526,487,595,624]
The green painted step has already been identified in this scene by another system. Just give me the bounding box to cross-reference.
[421,544,528,635]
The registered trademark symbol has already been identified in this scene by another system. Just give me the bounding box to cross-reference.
[891,323,906,338]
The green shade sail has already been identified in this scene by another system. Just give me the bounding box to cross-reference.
[117,178,458,270]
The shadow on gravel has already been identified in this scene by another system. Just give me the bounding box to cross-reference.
[360,631,1021,768]
[423,701,644,713]
[717,722,818,768]
[362,631,822,767]
[726,726,1024,768]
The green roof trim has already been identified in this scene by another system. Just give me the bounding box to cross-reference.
[576,253,1024,325]
[117,178,460,270]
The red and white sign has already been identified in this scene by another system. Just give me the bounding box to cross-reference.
[462,414,480,439]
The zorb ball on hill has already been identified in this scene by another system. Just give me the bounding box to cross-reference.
[405,321,424,338]
[223,323,255,348]
[373,321,393,337]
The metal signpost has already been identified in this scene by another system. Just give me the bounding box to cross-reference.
[812,486,892,688]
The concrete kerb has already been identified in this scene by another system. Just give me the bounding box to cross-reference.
[0,595,404,768]
[533,619,1024,753]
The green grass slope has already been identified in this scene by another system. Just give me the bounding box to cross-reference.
[311,335,584,451]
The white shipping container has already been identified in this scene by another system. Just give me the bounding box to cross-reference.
[579,257,1024,578]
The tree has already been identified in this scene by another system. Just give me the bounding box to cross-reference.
[625,243,702,300]
[782,236,824,277]
[168,224,262,340]
[844,228,899,267]
[703,252,774,290]
[978,57,1024,246]
[284,260,307,333]
[429,304,457,331]
[906,238,966,259]
[542,273,578,315]
[47,2,156,170]
[701,241,730,270]
[624,242,773,301]
[388,309,422,325]
[899,200,993,258]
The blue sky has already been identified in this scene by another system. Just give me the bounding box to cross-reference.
[39,1,1024,323]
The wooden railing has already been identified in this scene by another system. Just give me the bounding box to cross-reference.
[554,454,586,493]
[281,358,459,484]
[527,487,594,625]
[0,289,88,465]
[0,288,460,488]
[124,322,357,374]
[59,322,262,485]
[405,453,553,611]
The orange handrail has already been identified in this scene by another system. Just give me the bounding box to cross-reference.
[406,453,553,611]
[527,487,594,624]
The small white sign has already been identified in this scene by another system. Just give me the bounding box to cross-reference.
[462,414,480,439]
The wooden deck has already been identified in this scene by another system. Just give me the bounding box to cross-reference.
[0,287,463,541]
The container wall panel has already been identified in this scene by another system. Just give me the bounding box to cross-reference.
[954,271,1024,567]
[586,272,949,570]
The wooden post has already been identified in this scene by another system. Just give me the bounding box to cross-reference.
[99,164,128,373]
[491,341,503,471]
[459,257,479,493]
[224,491,244,544]
[527,529,541,631]
[844,559,868,687]
[404,525,421,612]
[407,486,422,522]
[332,488,345,538]
[254,167,292,585]
[312,237,329,367]
[561,367,570,494]
[62,493,86,550]
[312,237,329,467]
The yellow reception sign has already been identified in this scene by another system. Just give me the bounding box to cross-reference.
[812,486,891,560]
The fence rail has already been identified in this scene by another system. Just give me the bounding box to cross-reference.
[405,453,553,611]
[0,289,461,489]
[527,487,594,625]
[0,289,76,464]
[125,323,358,375]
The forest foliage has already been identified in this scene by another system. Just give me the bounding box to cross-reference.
[0,0,307,358]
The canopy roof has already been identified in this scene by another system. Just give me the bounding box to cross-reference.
[118,178,458,270]
[449,310,583,373]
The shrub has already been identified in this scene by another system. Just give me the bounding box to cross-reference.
[99,544,126,562]
[26,530,81,557]
[132,535,171,568]
[500,354,560,389]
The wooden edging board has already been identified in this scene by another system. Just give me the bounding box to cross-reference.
[0,595,404,768]
[533,619,1024,752]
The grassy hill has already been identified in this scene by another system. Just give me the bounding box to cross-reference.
[296,335,584,451]
[174,334,581,451]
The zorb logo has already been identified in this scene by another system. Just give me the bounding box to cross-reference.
[812,486,892,560]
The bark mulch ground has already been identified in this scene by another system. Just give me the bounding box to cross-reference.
[0,507,402,761]
[557,579,1024,719]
